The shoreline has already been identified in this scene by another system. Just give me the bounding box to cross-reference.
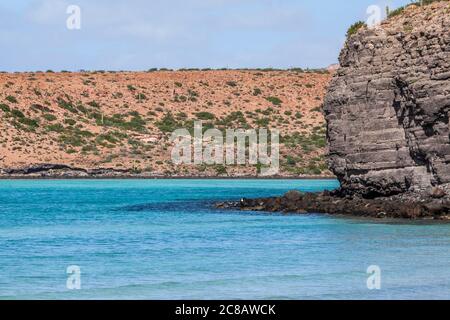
[0,175,337,180]
[0,164,336,181]
[221,189,450,221]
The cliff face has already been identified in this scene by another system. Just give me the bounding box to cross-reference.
[324,2,450,197]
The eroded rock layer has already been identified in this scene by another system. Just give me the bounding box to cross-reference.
[324,2,450,197]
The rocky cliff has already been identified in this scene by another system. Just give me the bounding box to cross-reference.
[229,2,450,219]
[324,1,450,198]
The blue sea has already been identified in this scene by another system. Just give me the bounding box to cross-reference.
[0,179,449,300]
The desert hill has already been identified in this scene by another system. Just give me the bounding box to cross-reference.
[0,69,331,177]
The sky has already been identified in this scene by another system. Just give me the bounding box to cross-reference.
[0,0,412,72]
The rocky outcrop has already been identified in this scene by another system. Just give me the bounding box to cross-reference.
[233,2,450,219]
[227,188,450,220]
[324,2,450,198]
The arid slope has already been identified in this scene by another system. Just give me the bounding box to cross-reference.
[0,70,331,177]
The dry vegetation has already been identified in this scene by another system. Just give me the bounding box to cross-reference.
[0,69,332,177]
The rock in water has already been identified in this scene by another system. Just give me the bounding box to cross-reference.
[234,3,450,219]
[324,2,450,198]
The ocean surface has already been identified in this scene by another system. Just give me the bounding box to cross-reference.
[0,179,449,300]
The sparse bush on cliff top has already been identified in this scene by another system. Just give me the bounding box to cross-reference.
[387,0,445,18]
[346,21,366,38]
[386,6,405,18]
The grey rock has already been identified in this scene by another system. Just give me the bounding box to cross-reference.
[429,187,447,199]
[284,190,303,202]
[324,3,450,198]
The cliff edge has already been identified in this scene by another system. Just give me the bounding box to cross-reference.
[235,2,450,219]
[325,1,450,197]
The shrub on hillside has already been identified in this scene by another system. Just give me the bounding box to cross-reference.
[6,95,18,104]
[195,112,215,120]
[265,96,282,106]
[0,103,10,112]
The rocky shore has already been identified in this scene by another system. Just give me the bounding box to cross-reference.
[223,3,450,220]
[0,163,335,179]
[0,164,139,178]
[220,186,450,220]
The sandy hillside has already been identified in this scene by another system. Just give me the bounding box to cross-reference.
[0,70,331,177]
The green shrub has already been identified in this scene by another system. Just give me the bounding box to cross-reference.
[265,96,282,106]
[195,111,215,120]
[261,107,274,116]
[43,114,57,121]
[18,117,39,128]
[286,155,297,166]
[59,134,84,147]
[31,104,51,113]
[176,112,188,120]
[135,93,147,101]
[215,111,247,127]
[11,109,25,118]
[386,1,441,19]
[311,106,322,113]
[214,165,227,175]
[156,112,180,133]
[64,119,76,126]
[57,98,78,113]
[387,6,405,18]
[346,21,366,38]
[0,103,10,112]
[253,88,262,96]
[46,124,65,133]
[5,95,17,104]
[96,133,118,145]
[255,117,270,127]
[87,101,100,109]
[96,112,146,132]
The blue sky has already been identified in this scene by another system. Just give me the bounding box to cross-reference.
[0,0,411,71]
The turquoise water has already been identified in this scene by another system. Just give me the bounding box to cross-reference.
[0,179,449,300]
